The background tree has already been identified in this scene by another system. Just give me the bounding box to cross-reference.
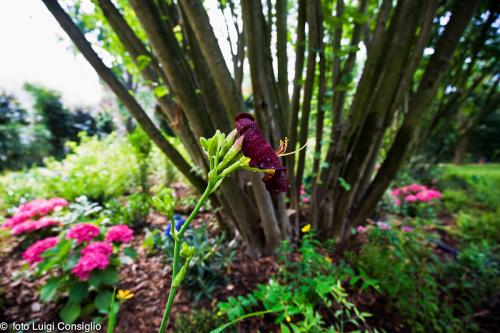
[0,91,52,171]
[24,83,111,159]
[422,1,500,163]
[42,0,483,254]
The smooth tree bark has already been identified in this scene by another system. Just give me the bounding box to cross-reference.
[43,0,481,250]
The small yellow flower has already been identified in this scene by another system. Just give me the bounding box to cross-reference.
[116,289,134,301]
[173,25,182,33]
[301,224,311,233]
[325,256,333,264]
[286,315,291,322]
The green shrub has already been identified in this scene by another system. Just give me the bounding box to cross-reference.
[441,188,469,213]
[161,224,236,302]
[105,193,151,229]
[0,134,140,211]
[127,127,152,192]
[442,242,500,331]
[455,209,500,245]
[174,308,234,333]
[217,234,374,332]
[439,164,500,210]
[348,227,459,332]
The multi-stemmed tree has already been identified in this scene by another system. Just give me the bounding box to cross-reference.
[42,0,481,254]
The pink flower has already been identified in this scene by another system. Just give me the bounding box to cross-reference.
[11,217,60,235]
[18,199,46,213]
[416,191,432,202]
[22,237,59,265]
[394,198,401,206]
[402,226,414,233]
[4,198,70,229]
[48,197,69,209]
[302,197,310,203]
[66,223,100,244]
[376,221,390,230]
[71,251,110,281]
[415,189,442,202]
[72,241,112,280]
[106,225,134,243]
[82,241,113,256]
[391,188,401,197]
[19,199,53,217]
[426,189,442,200]
[408,184,428,193]
[399,186,410,194]
[3,211,32,228]
[356,226,367,234]
[405,195,417,203]
[300,185,306,196]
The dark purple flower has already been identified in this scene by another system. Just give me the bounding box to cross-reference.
[235,113,287,193]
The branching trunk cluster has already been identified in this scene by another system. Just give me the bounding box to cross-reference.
[43,0,479,253]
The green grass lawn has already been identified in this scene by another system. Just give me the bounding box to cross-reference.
[443,163,500,179]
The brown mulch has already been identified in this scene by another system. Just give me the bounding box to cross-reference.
[0,252,60,322]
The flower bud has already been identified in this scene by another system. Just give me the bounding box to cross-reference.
[180,242,195,258]
[217,135,244,172]
[220,129,238,156]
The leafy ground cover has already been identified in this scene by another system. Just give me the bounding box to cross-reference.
[0,135,498,333]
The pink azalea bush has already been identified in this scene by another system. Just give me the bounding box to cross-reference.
[22,237,59,265]
[300,185,311,204]
[391,184,442,206]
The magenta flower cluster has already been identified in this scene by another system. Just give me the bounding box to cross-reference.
[22,237,59,265]
[66,223,101,244]
[11,217,60,235]
[3,198,68,228]
[72,241,113,280]
[65,223,134,280]
[2,198,68,235]
[106,225,134,243]
[300,185,310,203]
[391,184,442,206]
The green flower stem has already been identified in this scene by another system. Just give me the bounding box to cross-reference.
[158,183,214,333]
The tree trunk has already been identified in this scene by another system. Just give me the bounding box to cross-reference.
[453,135,469,164]
[44,0,480,252]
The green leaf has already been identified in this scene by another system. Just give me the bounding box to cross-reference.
[38,239,73,272]
[153,85,168,98]
[123,246,138,259]
[135,55,151,70]
[94,290,113,314]
[100,267,119,286]
[338,177,351,191]
[89,271,102,288]
[40,277,62,302]
[280,323,291,333]
[69,283,88,303]
[59,301,81,324]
